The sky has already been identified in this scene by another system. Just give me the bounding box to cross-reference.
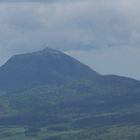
[0,0,140,79]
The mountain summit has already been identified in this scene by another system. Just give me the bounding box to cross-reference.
[0,47,99,91]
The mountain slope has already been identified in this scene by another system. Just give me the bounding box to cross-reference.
[0,48,140,139]
[0,48,99,91]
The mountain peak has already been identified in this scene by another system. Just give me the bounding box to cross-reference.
[36,47,61,55]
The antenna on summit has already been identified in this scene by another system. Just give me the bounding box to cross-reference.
[46,43,49,48]
[42,42,50,50]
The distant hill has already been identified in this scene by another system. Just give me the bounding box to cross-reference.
[0,47,99,91]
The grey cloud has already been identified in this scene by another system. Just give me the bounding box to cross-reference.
[0,0,140,51]
[0,0,88,3]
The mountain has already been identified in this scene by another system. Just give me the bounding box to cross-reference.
[0,47,99,91]
[0,48,140,140]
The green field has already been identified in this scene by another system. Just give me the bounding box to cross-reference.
[0,124,140,140]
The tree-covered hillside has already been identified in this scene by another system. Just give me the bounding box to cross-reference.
[0,48,140,139]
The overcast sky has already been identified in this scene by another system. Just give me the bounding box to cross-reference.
[0,0,140,79]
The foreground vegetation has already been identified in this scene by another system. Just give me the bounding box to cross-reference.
[0,80,140,139]
[0,124,140,140]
